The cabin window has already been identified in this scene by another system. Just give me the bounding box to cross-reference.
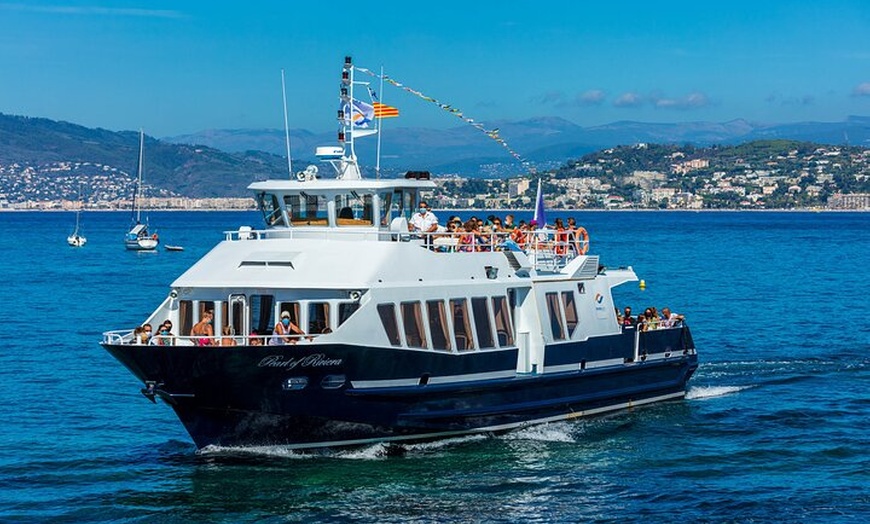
[471,297,494,349]
[562,291,578,338]
[401,301,427,349]
[379,191,393,226]
[377,303,401,347]
[178,300,193,338]
[450,298,475,351]
[229,296,245,338]
[545,292,565,340]
[308,302,330,335]
[258,192,285,227]
[249,294,274,337]
[285,194,328,226]
[577,283,586,294]
[426,300,451,351]
[492,296,514,347]
[278,302,301,332]
[335,193,374,226]
[401,190,416,221]
[338,302,360,326]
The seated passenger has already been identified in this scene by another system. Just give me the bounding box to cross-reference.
[152,321,175,346]
[220,326,237,346]
[643,308,659,330]
[270,310,305,345]
[249,329,262,346]
[622,306,636,328]
[659,307,685,328]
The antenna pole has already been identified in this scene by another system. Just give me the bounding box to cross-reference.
[375,65,384,179]
[281,69,293,178]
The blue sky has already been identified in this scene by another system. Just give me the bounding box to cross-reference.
[1,0,869,137]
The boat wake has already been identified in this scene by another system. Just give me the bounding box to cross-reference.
[502,422,576,443]
[686,385,749,400]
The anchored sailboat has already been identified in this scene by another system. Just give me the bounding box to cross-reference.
[124,130,159,251]
[67,185,87,247]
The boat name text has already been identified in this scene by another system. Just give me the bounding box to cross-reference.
[258,354,343,369]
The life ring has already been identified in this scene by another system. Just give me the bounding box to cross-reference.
[574,227,589,255]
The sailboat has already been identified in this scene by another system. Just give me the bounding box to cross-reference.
[124,130,159,251]
[67,186,87,247]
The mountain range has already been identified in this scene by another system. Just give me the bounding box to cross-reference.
[1,112,869,197]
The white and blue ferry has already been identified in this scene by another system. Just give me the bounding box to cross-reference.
[102,58,698,451]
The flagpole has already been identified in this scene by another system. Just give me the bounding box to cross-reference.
[281,69,292,179]
[375,66,384,179]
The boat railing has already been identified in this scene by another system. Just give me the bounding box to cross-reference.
[224,227,588,271]
[102,331,326,347]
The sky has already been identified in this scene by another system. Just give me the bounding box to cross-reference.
[1,0,870,137]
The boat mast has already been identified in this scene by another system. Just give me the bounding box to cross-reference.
[375,65,384,180]
[281,68,293,179]
[131,129,144,224]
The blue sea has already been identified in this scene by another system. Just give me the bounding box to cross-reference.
[0,210,867,523]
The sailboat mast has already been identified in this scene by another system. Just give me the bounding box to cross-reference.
[136,130,144,224]
[375,65,384,180]
[281,69,293,179]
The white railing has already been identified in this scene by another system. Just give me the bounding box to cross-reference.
[102,331,325,347]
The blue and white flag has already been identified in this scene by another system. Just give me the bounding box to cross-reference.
[342,99,375,128]
[533,179,547,227]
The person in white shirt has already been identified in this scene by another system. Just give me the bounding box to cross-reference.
[409,201,439,244]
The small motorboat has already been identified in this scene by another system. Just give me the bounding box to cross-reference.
[164,245,184,252]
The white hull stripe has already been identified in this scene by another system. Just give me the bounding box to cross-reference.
[261,390,686,451]
[351,369,516,389]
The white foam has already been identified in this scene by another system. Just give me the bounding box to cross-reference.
[686,385,749,400]
[503,422,576,443]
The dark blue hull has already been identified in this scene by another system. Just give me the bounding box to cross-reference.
[103,327,698,449]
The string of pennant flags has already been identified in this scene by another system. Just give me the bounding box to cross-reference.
[354,66,526,163]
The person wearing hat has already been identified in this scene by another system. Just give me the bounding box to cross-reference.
[270,310,306,345]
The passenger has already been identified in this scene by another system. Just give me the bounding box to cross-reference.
[503,214,516,230]
[659,307,685,328]
[249,329,262,346]
[636,313,648,331]
[141,323,153,344]
[153,324,175,346]
[408,200,439,245]
[554,218,569,255]
[622,306,636,328]
[220,326,237,346]
[270,310,305,345]
[644,308,659,330]
[132,326,144,345]
[459,219,478,252]
[191,310,214,346]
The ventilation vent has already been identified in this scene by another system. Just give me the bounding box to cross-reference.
[239,251,301,269]
[577,255,600,279]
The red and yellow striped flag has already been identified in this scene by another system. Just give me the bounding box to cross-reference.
[373,102,399,118]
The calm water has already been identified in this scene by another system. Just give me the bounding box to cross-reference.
[0,210,867,523]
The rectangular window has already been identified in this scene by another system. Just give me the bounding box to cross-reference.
[562,291,578,338]
[577,282,586,294]
[249,294,274,337]
[258,192,285,227]
[335,193,374,226]
[229,296,245,339]
[377,303,401,347]
[546,292,565,340]
[278,302,301,331]
[338,302,360,326]
[492,296,514,347]
[426,300,451,351]
[285,194,328,226]
[308,302,330,334]
[401,301,427,348]
[451,298,475,351]
[471,297,494,349]
[179,300,193,338]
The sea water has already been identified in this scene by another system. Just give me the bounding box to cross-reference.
[0,210,867,522]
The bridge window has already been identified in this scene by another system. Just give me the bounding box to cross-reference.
[377,304,401,347]
[338,302,360,326]
[545,292,565,340]
[285,194,328,226]
[426,300,451,351]
[335,193,374,226]
[257,192,285,227]
[451,298,475,351]
[492,296,514,347]
[401,301,427,349]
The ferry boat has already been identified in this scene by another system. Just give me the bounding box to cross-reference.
[101,57,698,451]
